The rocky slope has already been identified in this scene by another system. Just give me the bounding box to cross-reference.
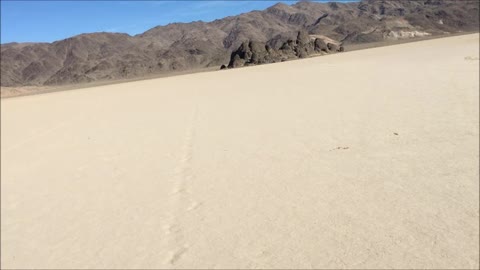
[1,0,478,87]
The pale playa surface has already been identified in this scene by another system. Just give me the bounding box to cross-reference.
[1,34,479,269]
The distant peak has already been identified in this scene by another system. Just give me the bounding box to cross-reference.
[271,2,290,8]
[266,2,297,14]
[268,2,293,10]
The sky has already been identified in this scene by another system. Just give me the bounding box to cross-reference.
[1,1,357,44]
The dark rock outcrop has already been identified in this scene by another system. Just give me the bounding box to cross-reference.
[226,31,344,69]
[227,41,282,68]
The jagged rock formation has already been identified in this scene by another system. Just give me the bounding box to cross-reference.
[227,31,344,68]
[1,0,479,87]
[227,41,277,68]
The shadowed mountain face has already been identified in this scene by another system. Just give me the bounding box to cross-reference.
[1,0,479,87]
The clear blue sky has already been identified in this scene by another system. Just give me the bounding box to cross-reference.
[1,1,357,44]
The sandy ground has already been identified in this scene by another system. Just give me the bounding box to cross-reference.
[1,34,479,269]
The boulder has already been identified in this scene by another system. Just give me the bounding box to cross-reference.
[314,38,328,52]
[296,30,311,45]
[295,31,315,57]
[327,43,340,52]
[228,54,245,68]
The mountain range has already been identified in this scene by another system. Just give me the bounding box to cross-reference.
[1,0,479,87]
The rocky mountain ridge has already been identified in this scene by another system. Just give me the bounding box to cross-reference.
[1,0,478,87]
